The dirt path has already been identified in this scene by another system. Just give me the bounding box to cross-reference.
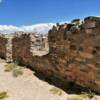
[0,59,68,100]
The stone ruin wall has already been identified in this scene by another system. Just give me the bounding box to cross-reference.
[0,35,7,59]
[0,16,100,93]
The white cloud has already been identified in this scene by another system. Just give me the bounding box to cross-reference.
[0,23,55,34]
[0,21,71,34]
[21,23,55,34]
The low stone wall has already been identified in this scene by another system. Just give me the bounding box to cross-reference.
[0,16,100,93]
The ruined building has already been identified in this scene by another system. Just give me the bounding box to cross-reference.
[0,16,100,93]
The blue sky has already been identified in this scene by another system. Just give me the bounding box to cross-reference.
[0,0,100,26]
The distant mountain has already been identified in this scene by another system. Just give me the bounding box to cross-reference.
[0,23,55,34]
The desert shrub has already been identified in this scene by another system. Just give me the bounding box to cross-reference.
[50,87,62,96]
[0,91,8,99]
[5,63,24,77]
[67,95,85,100]
[5,63,17,72]
[12,68,23,77]
[81,91,95,98]
[67,91,95,100]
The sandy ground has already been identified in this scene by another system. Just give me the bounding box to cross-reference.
[0,59,99,100]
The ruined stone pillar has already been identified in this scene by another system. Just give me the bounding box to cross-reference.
[6,35,13,62]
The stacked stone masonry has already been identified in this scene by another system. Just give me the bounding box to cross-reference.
[0,16,100,93]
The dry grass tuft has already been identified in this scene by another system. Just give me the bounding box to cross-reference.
[5,63,23,77]
[50,87,62,96]
[5,63,17,72]
[12,68,23,77]
[0,91,8,99]
[67,95,85,100]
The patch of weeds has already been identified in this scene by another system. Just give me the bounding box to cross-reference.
[12,68,23,77]
[5,63,17,72]
[67,91,95,100]
[5,63,24,78]
[50,87,62,96]
[0,91,8,99]
[81,91,95,99]
[67,95,85,100]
